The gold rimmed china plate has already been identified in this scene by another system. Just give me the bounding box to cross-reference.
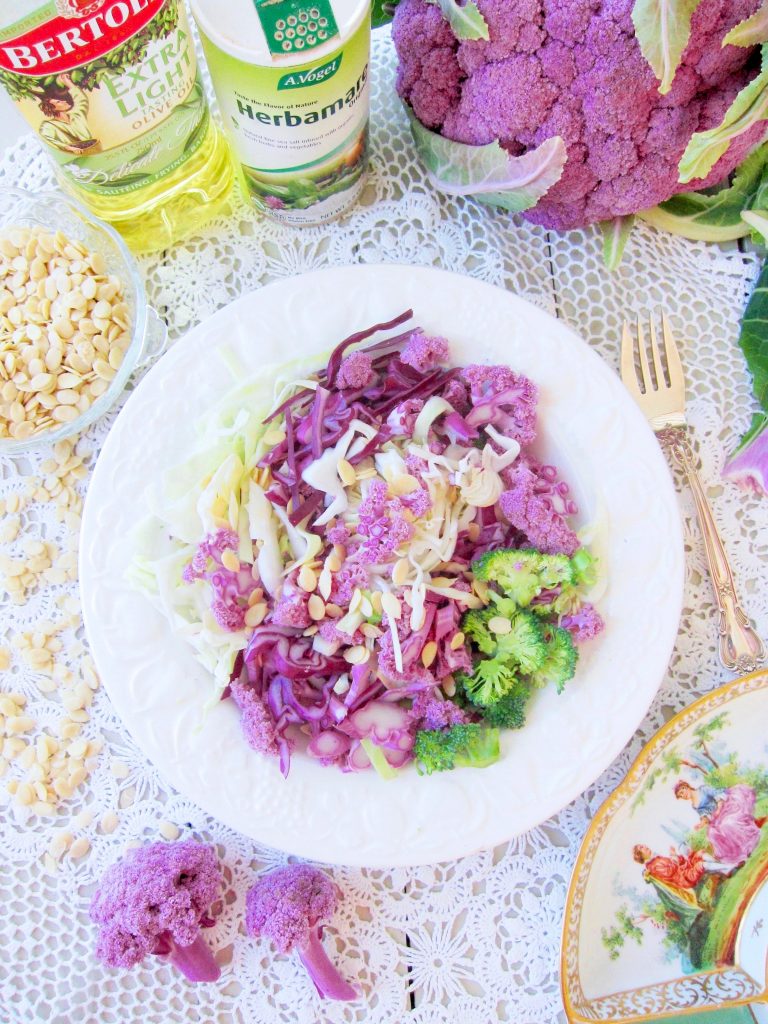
[562,669,768,1023]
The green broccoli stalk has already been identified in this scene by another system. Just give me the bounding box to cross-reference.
[413,724,501,774]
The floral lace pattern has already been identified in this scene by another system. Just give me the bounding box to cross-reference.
[1,28,767,1024]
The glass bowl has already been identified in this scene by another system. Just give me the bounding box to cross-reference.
[0,188,166,456]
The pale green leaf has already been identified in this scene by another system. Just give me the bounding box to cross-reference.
[741,209,768,244]
[679,56,768,183]
[425,0,489,40]
[407,109,566,212]
[639,145,768,240]
[600,215,636,271]
[631,0,705,95]
[724,2,768,47]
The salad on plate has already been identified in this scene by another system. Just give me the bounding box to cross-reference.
[131,310,604,778]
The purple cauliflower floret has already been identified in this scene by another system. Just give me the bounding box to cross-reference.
[245,865,357,1002]
[231,681,280,757]
[500,464,579,555]
[183,529,259,633]
[352,480,414,562]
[90,840,222,982]
[336,350,375,390]
[441,376,470,413]
[461,364,539,444]
[330,561,369,605]
[401,331,450,373]
[272,576,312,629]
[410,690,472,730]
[561,602,605,641]
[393,0,767,229]
[387,397,425,437]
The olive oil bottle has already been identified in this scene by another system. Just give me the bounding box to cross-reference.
[0,0,233,252]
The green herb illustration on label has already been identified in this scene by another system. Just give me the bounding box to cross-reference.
[253,0,340,56]
[242,123,367,212]
[278,54,341,89]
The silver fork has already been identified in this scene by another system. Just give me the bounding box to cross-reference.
[621,312,764,674]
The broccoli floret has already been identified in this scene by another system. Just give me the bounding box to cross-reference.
[471,549,543,606]
[495,611,547,674]
[552,548,600,614]
[477,685,531,729]
[464,655,518,705]
[531,627,578,693]
[413,724,501,774]
[537,554,574,589]
[460,610,545,705]
[462,608,496,655]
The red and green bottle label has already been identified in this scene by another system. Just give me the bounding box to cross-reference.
[0,0,209,195]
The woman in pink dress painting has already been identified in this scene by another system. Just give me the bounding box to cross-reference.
[676,780,765,869]
[707,784,763,867]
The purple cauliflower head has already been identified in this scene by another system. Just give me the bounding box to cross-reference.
[393,0,767,229]
[245,865,357,1001]
[90,840,222,982]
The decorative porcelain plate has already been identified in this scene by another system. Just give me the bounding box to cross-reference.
[80,264,683,867]
[562,669,768,1022]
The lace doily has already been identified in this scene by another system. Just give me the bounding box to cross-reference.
[1,28,767,1024]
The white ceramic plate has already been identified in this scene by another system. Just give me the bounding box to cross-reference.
[80,264,683,867]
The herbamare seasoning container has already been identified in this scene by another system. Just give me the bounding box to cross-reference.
[191,0,371,226]
[0,0,233,252]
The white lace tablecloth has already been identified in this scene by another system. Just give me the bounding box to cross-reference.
[1,29,767,1024]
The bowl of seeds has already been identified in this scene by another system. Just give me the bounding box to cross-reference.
[0,187,166,454]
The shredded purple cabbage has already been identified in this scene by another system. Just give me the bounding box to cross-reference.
[182,314,598,776]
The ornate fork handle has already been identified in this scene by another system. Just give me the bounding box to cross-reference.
[658,427,765,674]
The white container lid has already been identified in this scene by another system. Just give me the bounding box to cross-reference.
[190,0,370,67]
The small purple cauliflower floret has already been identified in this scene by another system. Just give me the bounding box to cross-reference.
[561,603,605,641]
[461,364,539,444]
[90,840,222,983]
[336,350,374,390]
[441,376,470,413]
[245,865,357,1002]
[393,0,767,230]
[183,529,260,633]
[410,690,472,730]
[231,681,280,757]
[401,331,450,373]
[387,397,425,437]
[500,464,579,555]
[272,576,312,629]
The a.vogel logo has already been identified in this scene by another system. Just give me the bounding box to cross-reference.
[278,55,341,90]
